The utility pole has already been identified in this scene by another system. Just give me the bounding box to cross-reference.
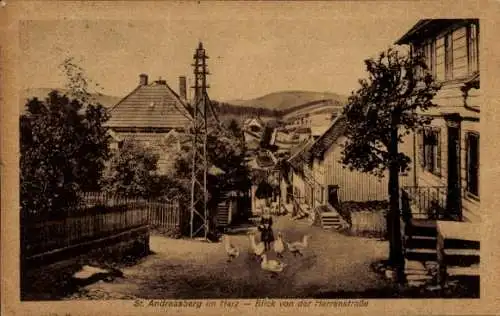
[189,42,210,239]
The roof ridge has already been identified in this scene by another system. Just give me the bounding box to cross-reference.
[312,114,344,144]
[287,137,315,163]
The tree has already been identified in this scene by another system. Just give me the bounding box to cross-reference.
[102,140,160,198]
[20,91,110,217]
[60,57,104,104]
[340,48,441,282]
[20,58,111,217]
[226,119,243,139]
[174,123,251,209]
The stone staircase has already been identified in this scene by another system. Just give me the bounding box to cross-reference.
[315,204,348,231]
[404,219,438,262]
[436,222,480,287]
[402,219,439,286]
[320,212,344,230]
[215,197,230,227]
[403,219,480,288]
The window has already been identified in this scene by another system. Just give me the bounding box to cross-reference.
[445,33,453,80]
[436,36,445,81]
[467,23,479,74]
[466,132,479,197]
[418,128,441,176]
[413,45,425,79]
[423,40,436,77]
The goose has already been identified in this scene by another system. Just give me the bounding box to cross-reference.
[260,254,287,277]
[222,235,239,262]
[273,232,285,258]
[248,232,265,258]
[286,234,311,257]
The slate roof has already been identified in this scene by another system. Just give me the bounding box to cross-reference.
[106,80,192,130]
[308,115,347,160]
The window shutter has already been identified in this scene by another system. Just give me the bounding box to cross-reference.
[436,129,442,176]
[465,133,469,189]
[475,134,480,196]
[445,33,454,80]
[466,133,480,196]
[418,129,425,167]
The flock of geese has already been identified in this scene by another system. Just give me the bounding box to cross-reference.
[222,231,311,277]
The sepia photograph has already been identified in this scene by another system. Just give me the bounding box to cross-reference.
[1,1,498,315]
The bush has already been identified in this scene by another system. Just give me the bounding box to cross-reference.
[20,91,110,217]
[102,140,158,198]
[102,140,188,201]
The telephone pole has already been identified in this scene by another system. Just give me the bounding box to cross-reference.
[189,42,210,239]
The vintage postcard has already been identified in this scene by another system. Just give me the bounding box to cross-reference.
[1,1,499,315]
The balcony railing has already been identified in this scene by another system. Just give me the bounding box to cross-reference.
[401,186,449,221]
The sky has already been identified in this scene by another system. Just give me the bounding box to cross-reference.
[19,5,419,102]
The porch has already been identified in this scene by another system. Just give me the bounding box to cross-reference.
[400,186,479,289]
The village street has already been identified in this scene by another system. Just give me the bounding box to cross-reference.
[67,215,391,300]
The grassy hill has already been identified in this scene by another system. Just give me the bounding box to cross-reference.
[225,90,348,111]
[20,88,122,111]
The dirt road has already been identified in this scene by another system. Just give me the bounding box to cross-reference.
[67,215,391,299]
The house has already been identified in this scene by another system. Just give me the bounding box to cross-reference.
[289,115,414,210]
[396,19,480,223]
[243,117,265,133]
[243,117,265,152]
[287,138,316,208]
[395,19,480,286]
[106,74,192,175]
[308,116,389,206]
[282,99,343,131]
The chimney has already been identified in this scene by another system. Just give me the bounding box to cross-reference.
[155,76,166,85]
[139,73,148,86]
[179,76,187,100]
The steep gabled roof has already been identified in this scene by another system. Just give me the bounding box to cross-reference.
[244,117,265,129]
[106,80,192,130]
[287,138,314,172]
[308,115,347,160]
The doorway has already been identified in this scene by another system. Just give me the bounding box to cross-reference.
[327,185,340,209]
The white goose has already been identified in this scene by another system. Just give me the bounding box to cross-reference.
[248,232,265,258]
[287,234,311,257]
[273,232,285,258]
[222,235,239,262]
[260,254,287,277]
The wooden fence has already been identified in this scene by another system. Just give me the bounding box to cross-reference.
[82,192,183,229]
[21,193,184,260]
[350,211,387,238]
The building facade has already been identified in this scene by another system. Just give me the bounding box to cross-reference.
[292,115,414,210]
[396,19,480,223]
